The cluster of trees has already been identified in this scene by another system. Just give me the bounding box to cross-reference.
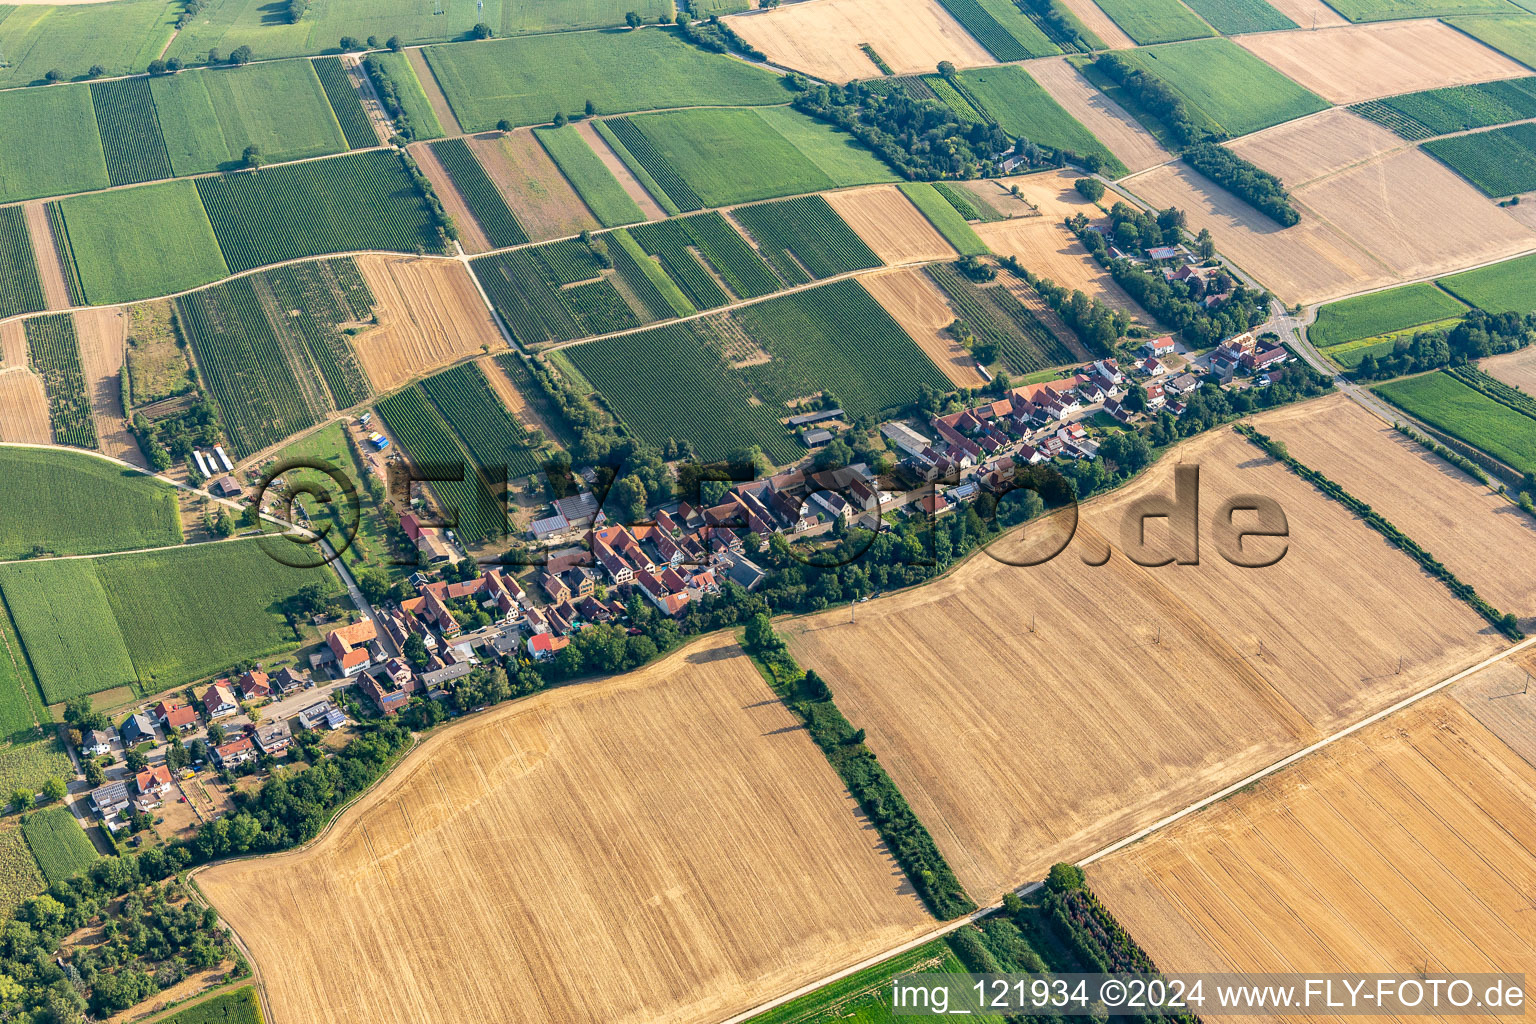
[1184,142,1299,227]
[129,396,222,474]
[1094,53,1206,146]
[362,54,426,142]
[398,151,458,249]
[176,0,206,29]
[673,13,766,62]
[1351,309,1534,381]
[1002,256,1126,355]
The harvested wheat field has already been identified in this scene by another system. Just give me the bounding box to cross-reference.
[1452,649,1536,770]
[1237,20,1527,105]
[782,427,1501,901]
[22,202,70,310]
[352,255,504,392]
[1127,162,1392,305]
[1090,696,1536,1018]
[469,130,599,241]
[72,307,140,465]
[1025,57,1170,175]
[0,369,51,444]
[1009,168,1108,221]
[975,218,1150,321]
[729,0,993,83]
[860,269,983,388]
[198,634,931,1024]
[1482,345,1536,394]
[0,319,24,367]
[1226,108,1403,190]
[1264,0,1345,28]
[825,185,956,264]
[1056,0,1134,49]
[409,143,491,253]
[1257,395,1536,623]
[574,120,667,221]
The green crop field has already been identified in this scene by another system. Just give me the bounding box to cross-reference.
[20,806,96,885]
[0,447,181,561]
[0,830,44,923]
[1328,0,1514,21]
[376,387,508,544]
[259,258,375,408]
[628,218,732,307]
[932,0,1060,61]
[899,183,989,255]
[429,138,529,248]
[0,85,109,204]
[1113,38,1329,138]
[420,361,543,480]
[422,28,785,132]
[473,240,641,346]
[1092,0,1214,44]
[636,211,782,301]
[0,206,45,320]
[0,606,72,800]
[90,76,173,187]
[1446,15,1536,71]
[952,65,1128,175]
[51,179,228,305]
[313,56,377,150]
[1424,121,1536,196]
[0,559,137,705]
[564,322,801,464]
[731,195,883,281]
[365,52,444,141]
[534,125,645,227]
[928,263,1077,374]
[0,0,176,89]
[158,986,263,1024]
[95,539,341,692]
[1350,77,1536,140]
[151,59,349,176]
[1309,283,1470,348]
[197,149,438,272]
[1178,0,1297,33]
[1438,252,1536,314]
[611,230,694,318]
[1374,371,1536,475]
[24,314,97,450]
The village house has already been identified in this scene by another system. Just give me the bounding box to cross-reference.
[154,700,198,732]
[214,735,257,768]
[134,765,175,804]
[81,729,114,756]
[237,669,271,701]
[527,632,569,660]
[253,720,293,757]
[202,682,239,720]
[272,667,309,696]
[296,700,346,731]
[361,673,415,716]
[1142,335,1176,359]
[91,781,131,820]
[120,713,157,747]
[325,619,378,678]
[400,512,455,564]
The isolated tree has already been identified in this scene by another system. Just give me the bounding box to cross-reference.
[206,723,225,745]
[584,99,596,117]
[1195,226,1216,260]
[552,110,568,128]
[166,735,188,772]
[339,36,360,51]
[124,749,148,772]
[87,65,107,78]
[1074,177,1104,202]
[9,790,31,813]
[42,778,67,804]
[496,118,513,132]
[85,761,105,787]
[211,508,233,537]
[287,0,307,23]
[403,632,429,670]
[243,145,264,169]
[366,35,379,48]
[63,696,107,733]
[230,44,253,65]
[472,22,493,39]
[166,56,183,72]
[625,11,642,28]
[936,60,956,79]
[44,68,65,83]
[207,48,222,64]
[387,35,403,52]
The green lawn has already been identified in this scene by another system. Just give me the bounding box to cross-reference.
[1092,0,1215,43]
[0,0,177,89]
[20,806,97,885]
[1309,283,1469,348]
[150,58,349,175]
[1328,0,1515,21]
[0,447,182,560]
[1446,14,1536,71]
[0,560,138,705]
[53,179,228,305]
[534,125,645,226]
[272,422,405,578]
[1113,38,1330,138]
[953,65,1128,176]
[753,106,902,189]
[1179,0,1298,33]
[0,84,109,203]
[899,183,989,255]
[421,27,787,131]
[1438,252,1536,314]
[1424,121,1536,197]
[1374,371,1536,475]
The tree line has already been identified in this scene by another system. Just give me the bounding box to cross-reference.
[1183,142,1299,227]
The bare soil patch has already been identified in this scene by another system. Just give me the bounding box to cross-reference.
[783,427,1499,901]
[729,0,993,83]
[1480,342,1536,394]
[73,307,142,465]
[1025,57,1170,175]
[1257,394,1536,624]
[470,130,599,241]
[409,142,491,254]
[1090,696,1536,1019]
[574,120,667,221]
[198,633,932,1024]
[406,48,462,136]
[352,255,504,392]
[860,269,984,388]
[22,201,70,311]
[477,353,557,441]
[825,185,957,264]
[1263,0,1346,28]
[1056,0,1134,49]
[1236,20,1527,104]
[1226,107,1403,190]
[974,218,1151,322]
[0,368,51,444]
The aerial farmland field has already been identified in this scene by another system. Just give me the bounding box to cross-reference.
[0,0,176,89]
[1439,252,1536,314]
[0,447,180,561]
[951,65,1128,175]
[197,633,933,1024]
[467,130,599,241]
[1309,282,1469,349]
[1375,371,1536,476]
[1178,0,1297,34]
[20,806,96,886]
[349,254,505,392]
[1425,121,1536,197]
[0,85,109,204]
[1447,14,1536,72]
[1090,0,1214,45]
[0,558,138,704]
[0,207,45,322]
[533,125,647,228]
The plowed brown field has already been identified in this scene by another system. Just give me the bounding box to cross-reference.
[1264,0,1345,28]
[469,130,598,241]
[1090,696,1536,1021]
[352,255,504,392]
[198,633,932,1024]
[0,369,51,444]
[1025,57,1170,175]
[860,269,984,388]
[1237,20,1527,104]
[782,427,1500,901]
[1257,395,1536,624]
[729,0,994,82]
[825,185,956,264]
[1482,346,1536,394]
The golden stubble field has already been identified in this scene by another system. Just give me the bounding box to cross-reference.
[1236,19,1526,104]
[469,130,599,242]
[198,633,932,1024]
[728,0,993,82]
[1482,346,1536,394]
[781,427,1501,901]
[1025,57,1170,175]
[860,269,986,388]
[0,319,55,444]
[1451,649,1536,770]
[1089,696,1536,1023]
[825,185,957,265]
[410,142,492,253]
[72,307,140,465]
[1256,395,1536,624]
[351,255,505,392]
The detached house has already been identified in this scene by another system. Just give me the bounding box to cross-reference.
[325,619,377,678]
[81,729,114,756]
[135,765,174,803]
[214,735,257,768]
[155,701,198,732]
[202,682,238,720]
